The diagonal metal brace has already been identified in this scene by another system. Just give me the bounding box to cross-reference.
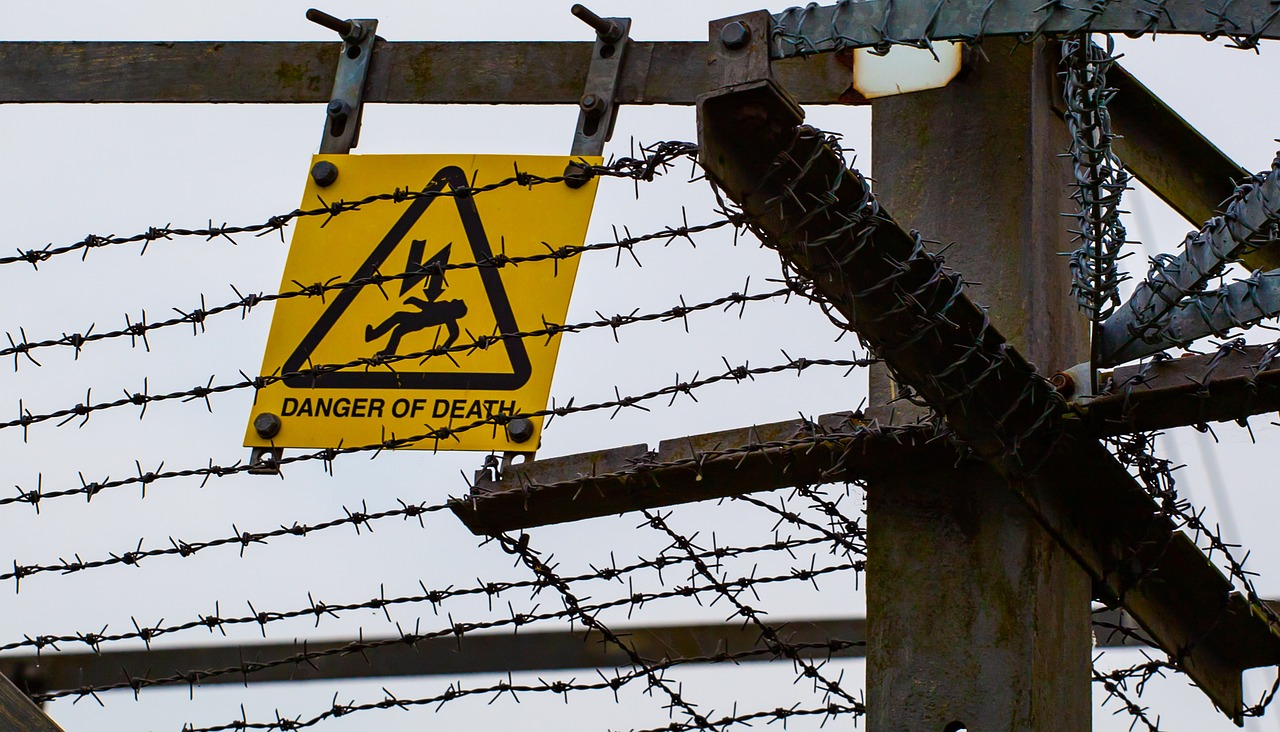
[696,71,1280,722]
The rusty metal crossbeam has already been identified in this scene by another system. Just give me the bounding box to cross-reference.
[0,608,1203,701]
[1083,342,1280,435]
[6,35,1273,278]
[453,339,1280,532]
[0,41,854,106]
[451,413,946,534]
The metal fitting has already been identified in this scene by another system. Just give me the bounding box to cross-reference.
[254,412,282,439]
[306,8,366,43]
[310,160,339,187]
[563,161,593,189]
[720,21,751,50]
[506,417,535,444]
[570,4,624,43]
[579,93,606,117]
[326,99,349,124]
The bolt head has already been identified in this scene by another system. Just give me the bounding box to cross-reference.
[254,412,282,439]
[311,161,339,187]
[579,93,606,116]
[720,21,751,50]
[326,99,349,118]
[506,417,535,444]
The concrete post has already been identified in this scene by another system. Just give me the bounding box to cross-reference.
[866,38,1093,731]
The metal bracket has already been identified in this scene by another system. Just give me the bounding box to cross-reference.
[308,9,379,155]
[248,446,283,475]
[707,10,774,92]
[566,5,632,180]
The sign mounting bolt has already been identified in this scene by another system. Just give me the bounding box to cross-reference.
[506,418,535,444]
[254,412,282,439]
[311,161,339,187]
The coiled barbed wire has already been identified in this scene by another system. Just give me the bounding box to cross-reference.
[1063,35,1131,327]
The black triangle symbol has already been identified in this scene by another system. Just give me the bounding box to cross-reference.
[282,166,532,391]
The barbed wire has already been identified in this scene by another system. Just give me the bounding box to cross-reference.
[1100,150,1280,366]
[1101,425,1280,722]
[768,1,1280,56]
[177,664,865,732]
[0,283,801,441]
[1063,35,1132,330]
[66,491,871,726]
[38,556,864,704]
[6,349,871,515]
[2,499,441,591]
[5,534,839,657]
[641,510,863,709]
[1,214,736,369]
[1,142,699,270]
[1092,654,1168,732]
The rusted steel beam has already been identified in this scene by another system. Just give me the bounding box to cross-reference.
[1081,344,1280,435]
[696,72,1280,721]
[0,608,1219,700]
[1104,65,1275,264]
[0,618,862,700]
[0,672,63,731]
[450,413,945,534]
[0,41,856,106]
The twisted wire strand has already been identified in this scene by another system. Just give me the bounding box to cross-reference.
[1,216,735,369]
[6,350,872,514]
[1,285,801,440]
[2,142,699,270]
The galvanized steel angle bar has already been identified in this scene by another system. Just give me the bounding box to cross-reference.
[568,7,632,158]
[311,11,380,155]
[1100,154,1280,366]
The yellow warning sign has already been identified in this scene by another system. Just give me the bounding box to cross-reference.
[244,154,600,452]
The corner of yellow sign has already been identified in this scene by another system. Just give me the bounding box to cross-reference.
[851,42,963,100]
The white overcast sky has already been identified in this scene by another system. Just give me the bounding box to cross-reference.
[2,1,1280,731]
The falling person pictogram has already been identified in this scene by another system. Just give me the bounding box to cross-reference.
[364,240,467,357]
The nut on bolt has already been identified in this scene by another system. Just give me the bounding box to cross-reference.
[506,417,535,444]
[254,412,282,439]
[326,99,350,124]
[311,160,339,187]
[720,20,751,50]
[579,93,607,117]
